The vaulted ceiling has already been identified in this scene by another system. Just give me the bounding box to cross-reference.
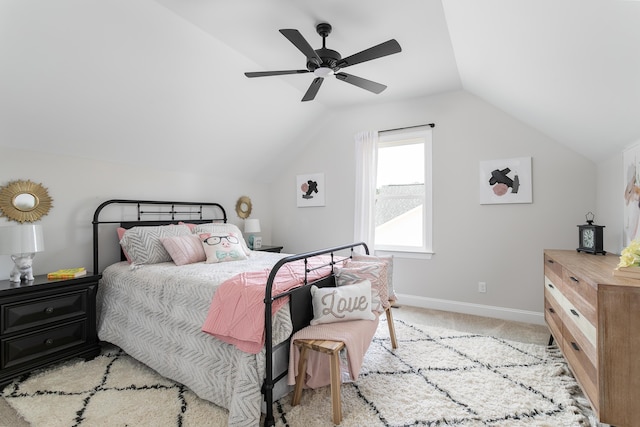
[1,0,639,178]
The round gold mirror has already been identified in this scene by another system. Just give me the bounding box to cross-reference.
[0,180,53,223]
[235,196,252,219]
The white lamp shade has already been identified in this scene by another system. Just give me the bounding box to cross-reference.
[0,224,45,255]
[244,219,261,234]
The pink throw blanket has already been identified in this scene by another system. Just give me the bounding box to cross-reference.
[202,256,333,354]
[287,316,379,389]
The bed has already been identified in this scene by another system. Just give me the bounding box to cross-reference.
[92,199,368,427]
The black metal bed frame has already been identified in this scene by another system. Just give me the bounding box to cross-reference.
[91,199,368,427]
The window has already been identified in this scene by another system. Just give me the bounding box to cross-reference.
[353,126,433,256]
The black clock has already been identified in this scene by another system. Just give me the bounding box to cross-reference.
[577,212,606,255]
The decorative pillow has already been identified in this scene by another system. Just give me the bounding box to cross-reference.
[178,221,197,232]
[160,234,206,266]
[119,224,191,266]
[193,223,251,256]
[353,254,396,301]
[117,227,132,263]
[310,281,376,325]
[200,232,248,263]
[335,261,389,313]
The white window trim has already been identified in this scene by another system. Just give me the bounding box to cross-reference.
[354,126,433,258]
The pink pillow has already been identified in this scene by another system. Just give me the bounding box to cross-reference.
[178,221,197,232]
[335,260,389,313]
[160,234,206,265]
[352,254,396,301]
[117,227,132,263]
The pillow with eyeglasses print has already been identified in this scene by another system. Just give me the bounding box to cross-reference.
[200,232,248,263]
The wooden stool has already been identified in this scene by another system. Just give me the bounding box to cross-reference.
[291,339,345,425]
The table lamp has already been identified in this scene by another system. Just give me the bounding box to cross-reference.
[244,219,261,250]
[0,224,45,282]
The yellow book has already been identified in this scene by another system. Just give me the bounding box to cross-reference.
[47,268,87,279]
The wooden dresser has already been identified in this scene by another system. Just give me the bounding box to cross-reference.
[544,249,640,426]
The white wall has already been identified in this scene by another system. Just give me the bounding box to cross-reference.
[0,146,272,278]
[597,152,625,254]
[269,90,597,323]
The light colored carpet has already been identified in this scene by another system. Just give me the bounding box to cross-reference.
[0,306,604,426]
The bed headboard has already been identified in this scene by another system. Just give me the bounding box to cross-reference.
[92,199,227,273]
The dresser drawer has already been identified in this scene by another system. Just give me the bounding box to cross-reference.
[545,276,596,351]
[561,268,597,325]
[544,254,563,284]
[544,293,563,342]
[1,320,88,369]
[562,325,598,413]
[1,290,88,335]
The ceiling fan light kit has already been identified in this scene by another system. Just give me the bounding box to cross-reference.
[245,22,402,102]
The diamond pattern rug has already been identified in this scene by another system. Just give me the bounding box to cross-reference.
[1,319,591,426]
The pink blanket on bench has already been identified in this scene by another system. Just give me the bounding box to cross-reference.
[201,256,333,354]
[287,315,379,389]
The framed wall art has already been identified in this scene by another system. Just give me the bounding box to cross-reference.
[296,173,325,207]
[479,157,532,204]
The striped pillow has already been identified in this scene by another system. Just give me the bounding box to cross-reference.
[335,261,389,314]
[119,224,192,266]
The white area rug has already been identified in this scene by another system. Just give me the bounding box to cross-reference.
[1,319,589,426]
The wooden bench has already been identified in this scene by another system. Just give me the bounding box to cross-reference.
[292,339,346,425]
[291,306,397,424]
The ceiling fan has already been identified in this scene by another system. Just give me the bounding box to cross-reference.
[244,23,402,102]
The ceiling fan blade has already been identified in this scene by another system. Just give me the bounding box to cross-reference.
[302,77,323,102]
[245,70,310,78]
[335,72,387,94]
[337,39,402,68]
[280,29,322,63]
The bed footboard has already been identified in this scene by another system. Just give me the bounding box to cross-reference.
[262,242,369,427]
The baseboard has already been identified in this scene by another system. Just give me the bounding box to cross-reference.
[395,293,546,326]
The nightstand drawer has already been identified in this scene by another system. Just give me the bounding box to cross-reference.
[1,290,88,335]
[1,320,88,369]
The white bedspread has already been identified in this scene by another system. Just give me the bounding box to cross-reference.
[96,251,291,427]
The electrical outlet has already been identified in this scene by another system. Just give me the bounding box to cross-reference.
[478,282,487,293]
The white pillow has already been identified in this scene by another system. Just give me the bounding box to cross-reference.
[200,232,248,263]
[193,223,252,256]
[119,224,192,265]
[310,281,376,325]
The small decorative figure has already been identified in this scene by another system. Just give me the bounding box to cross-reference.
[10,253,35,282]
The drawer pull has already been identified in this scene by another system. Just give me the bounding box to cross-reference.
[570,309,579,317]
[547,259,555,264]
[548,307,556,314]
[547,283,555,289]
[570,276,579,284]
[570,342,580,352]
[44,307,54,315]
[44,338,54,346]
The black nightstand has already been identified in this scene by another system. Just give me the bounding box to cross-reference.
[0,273,101,387]
[254,245,284,253]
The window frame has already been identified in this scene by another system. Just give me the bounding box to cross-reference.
[374,127,433,256]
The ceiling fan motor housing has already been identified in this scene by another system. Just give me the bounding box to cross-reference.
[307,48,342,72]
[306,23,342,72]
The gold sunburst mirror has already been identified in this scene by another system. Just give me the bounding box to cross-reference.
[235,196,252,219]
[0,180,53,223]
